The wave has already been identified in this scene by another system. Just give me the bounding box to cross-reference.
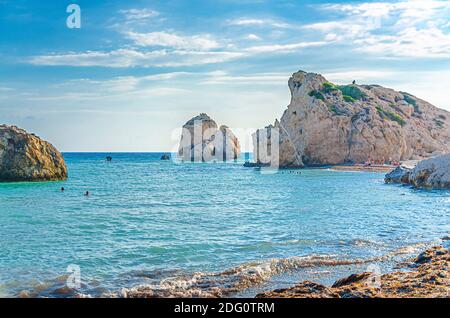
[111,242,428,298]
[15,242,429,298]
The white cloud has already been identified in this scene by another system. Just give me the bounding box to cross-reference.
[244,41,328,53]
[126,31,219,50]
[199,72,288,85]
[355,27,450,58]
[311,0,450,58]
[120,8,160,20]
[247,34,261,41]
[323,70,397,83]
[227,18,291,28]
[29,49,243,68]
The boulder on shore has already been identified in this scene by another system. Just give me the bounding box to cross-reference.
[384,153,450,189]
[408,153,450,189]
[178,113,241,162]
[0,125,67,182]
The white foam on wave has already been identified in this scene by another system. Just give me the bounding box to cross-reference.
[113,242,431,298]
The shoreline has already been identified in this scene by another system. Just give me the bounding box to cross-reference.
[256,243,449,298]
[330,165,396,173]
[11,239,448,298]
[244,161,396,173]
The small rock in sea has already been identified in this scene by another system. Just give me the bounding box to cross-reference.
[160,154,171,160]
[442,235,450,241]
[106,156,112,161]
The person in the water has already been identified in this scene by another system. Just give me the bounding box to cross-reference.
[85,191,89,196]
[61,187,65,192]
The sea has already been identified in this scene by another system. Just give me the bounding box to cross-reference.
[0,153,448,297]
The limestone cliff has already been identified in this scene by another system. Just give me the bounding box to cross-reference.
[178,113,241,162]
[0,125,67,182]
[253,71,450,167]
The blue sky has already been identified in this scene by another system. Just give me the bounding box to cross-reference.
[0,0,449,151]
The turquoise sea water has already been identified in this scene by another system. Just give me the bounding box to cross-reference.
[0,153,449,297]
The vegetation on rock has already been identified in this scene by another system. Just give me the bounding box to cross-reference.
[376,106,406,126]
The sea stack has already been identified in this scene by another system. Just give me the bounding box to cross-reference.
[252,70,450,167]
[178,113,241,162]
[0,125,67,182]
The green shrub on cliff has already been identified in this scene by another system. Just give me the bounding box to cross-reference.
[309,90,325,101]
[337,85,365,100]
[401,92,421,113]
[328,105,342,115]
[376,106,406,126]
[343,95,356,103]
[322,82,339,93]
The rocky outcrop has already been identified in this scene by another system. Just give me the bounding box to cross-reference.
[384,166,412,184]
[253,70,450,167]
[257,246,449,298]
[385,153,450,189]
[178,113,241,162]
[409,153,450,189]
[0,125,67,182]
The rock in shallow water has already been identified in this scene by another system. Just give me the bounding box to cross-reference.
[0,125,67,182]
[385,153,450,189]
[408,153,450,189]
[178,113,241,162]
[384,166,412,184]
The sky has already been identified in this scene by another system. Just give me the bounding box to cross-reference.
[0,0,449,152]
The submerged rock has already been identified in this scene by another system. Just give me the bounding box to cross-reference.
[0,125,67,182]
[160,154,171,160]
[178,113,241,162]
[252,70,450,167]
[385,153,450,189]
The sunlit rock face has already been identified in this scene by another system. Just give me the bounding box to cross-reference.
[0,125,67,182]
[178,113,241,162]
[253,70,450,167]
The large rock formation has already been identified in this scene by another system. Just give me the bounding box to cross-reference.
[253,71,450,167]
[385,153,450,189]
[0,125,67,182]
[178,113,241,162]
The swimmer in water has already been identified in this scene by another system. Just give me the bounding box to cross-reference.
[61,187,65,192]
[85,191,89,196]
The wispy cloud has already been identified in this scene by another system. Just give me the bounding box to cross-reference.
[244,41,328,53]
[246,34,261,41]
[354,27,450,58]
[28,49,243,68]
[126,31,220,50]
[311,0,450,58]
[227,18,292,28]
[120,8,160,20]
